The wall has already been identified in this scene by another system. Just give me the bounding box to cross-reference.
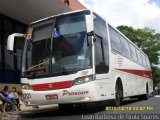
[59,0,86,10]
[0,13,27,84]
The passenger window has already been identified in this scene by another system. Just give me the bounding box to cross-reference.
[136,49,143,65]
[109,25,122,54]
[142,54,147,67]
[146,57,151,69]
[95,35,107,74]
[120,35,131,59]
[129,43,137,62]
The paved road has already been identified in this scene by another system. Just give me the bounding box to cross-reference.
[1,97,160,120]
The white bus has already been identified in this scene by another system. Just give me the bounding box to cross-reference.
[7,9,153,110]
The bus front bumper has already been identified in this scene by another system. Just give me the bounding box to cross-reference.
[22,81,99,106]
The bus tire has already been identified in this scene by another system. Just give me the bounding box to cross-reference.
[58,104,73,111]
[110,82,123,106]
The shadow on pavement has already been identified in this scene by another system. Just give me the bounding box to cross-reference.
[20,98,142,119]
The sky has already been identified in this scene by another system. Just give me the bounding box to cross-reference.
[78,0,160,33]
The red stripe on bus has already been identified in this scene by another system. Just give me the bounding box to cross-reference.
[115,69,152,79]
[32,80,73,91]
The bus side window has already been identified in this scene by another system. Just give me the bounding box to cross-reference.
[109,25,122,54]
[129,42,138,62]
[146,57,151,69]
[136,49,143,65]
[119,35,131,59]
[95,35,107,74]
[94,13,109,73]
[142,53,147,67]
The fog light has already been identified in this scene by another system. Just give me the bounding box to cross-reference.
[84,97,90,101]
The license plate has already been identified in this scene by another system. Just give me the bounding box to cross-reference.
[45,94,58,100]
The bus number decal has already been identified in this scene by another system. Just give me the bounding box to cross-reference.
[23,93,31,99]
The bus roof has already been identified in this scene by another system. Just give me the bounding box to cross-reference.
[30,9,89,25]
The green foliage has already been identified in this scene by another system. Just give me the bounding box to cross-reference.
[151,66,160,86]
[117,25,160,86]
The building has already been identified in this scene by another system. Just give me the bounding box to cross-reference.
[0,0,85,85]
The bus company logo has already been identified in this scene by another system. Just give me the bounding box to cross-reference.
[62,90,89,96]
[48,84,53,89]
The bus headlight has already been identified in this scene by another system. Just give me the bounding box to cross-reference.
[73,75,95,85]
[22,84,32,90]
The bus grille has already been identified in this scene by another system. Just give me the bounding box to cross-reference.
[31,81,73,91]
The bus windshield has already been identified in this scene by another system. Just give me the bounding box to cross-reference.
[22,12,92,78]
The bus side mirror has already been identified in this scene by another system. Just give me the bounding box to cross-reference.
[7,33,25,52]
[85,15,94,36]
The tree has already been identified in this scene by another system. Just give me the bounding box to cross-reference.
[152,66,160,85]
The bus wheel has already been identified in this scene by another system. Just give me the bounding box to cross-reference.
[144,84,149,100]
[58,104,73,111]
[110,84,122,106]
